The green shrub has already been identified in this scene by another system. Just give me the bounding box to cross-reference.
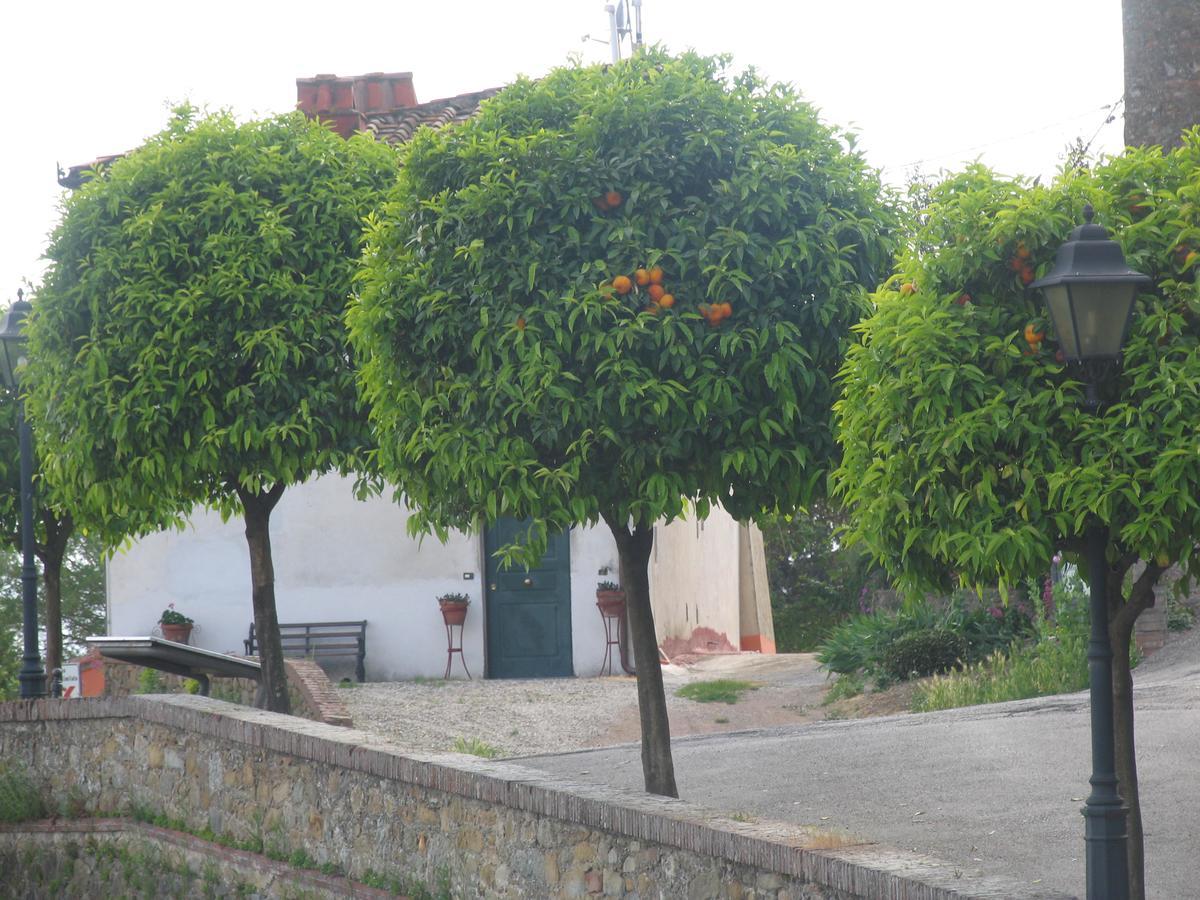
[1167,595,1195,632]
[136,668,164,694]
[815,601,941,677]
[882,628,967,681]
[913,631,1089,711]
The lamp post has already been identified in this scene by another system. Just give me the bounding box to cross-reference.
[1029,205,1151,900]
[0,290,46,699]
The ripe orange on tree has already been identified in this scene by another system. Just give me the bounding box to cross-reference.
[648,267,664,285]
[634,268,651,286]
[612,275,633,295]
[1024,323,1045,344]
[899,282,916,296]
[658,293,675,309]
[1019,265,1035,286]
[647,284,666,302]
[605,190,623,209]
[718,301,732,318]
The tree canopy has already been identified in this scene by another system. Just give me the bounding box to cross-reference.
[26,107,398,540]
[350,49,896,795]
[25,107,398,712]
[835,142,1200,591]
[350,50,896,552]
[834,135,1200,895]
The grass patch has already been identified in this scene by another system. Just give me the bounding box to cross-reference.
[451,736,502,759]
[0,762,45,822]
[411,676,448,688]
[675,679,759,705]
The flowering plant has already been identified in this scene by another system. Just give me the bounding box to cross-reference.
[436,592,470,605]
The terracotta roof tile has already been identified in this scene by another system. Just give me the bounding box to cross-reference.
[58,83,503,189]
[363,88,501,145]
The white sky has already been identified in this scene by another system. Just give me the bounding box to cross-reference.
[2,0,1126,298]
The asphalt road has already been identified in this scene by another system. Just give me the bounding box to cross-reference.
[518,638,1200,899]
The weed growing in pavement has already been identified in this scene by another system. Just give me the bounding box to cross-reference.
[675,679,759,704]
[451,736,502,759]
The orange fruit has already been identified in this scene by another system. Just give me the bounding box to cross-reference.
[516,317,526,331]
[1019,265,1035,286]
[634,268,651,286]
[658,293,675,309]
[647,284,666,302]
[648,267,664,285]
[955,293,972,306]
[1024,323,1045,344]
[612,275,633,295]
[1015,243,1031,260]
[899,282,916,296]
[605,190,623,209]
[644,303,661,314]
[718,302,732,318]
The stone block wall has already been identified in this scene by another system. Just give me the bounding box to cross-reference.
[0,696,1069,899]
[95,653,352,727]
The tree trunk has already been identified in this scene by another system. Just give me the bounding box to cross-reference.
[604,512,677,798]
[38,511,73,683]
[1110,560,1162,900]
[1123,0,1200,149]
[238,484,290,715]
[1111,612,1142,900]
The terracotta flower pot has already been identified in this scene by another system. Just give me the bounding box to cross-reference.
[439,600,469,626]
[161,622,193,644]
[596,590,626,617]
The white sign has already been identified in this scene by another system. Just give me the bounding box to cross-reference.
[60,663,81,699]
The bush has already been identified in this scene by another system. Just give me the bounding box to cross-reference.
[815,601,942,677]
[882,628,967,681]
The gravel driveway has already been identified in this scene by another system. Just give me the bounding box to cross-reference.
[340,653,829,758]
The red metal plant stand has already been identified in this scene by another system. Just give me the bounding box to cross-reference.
[443,619,471,680]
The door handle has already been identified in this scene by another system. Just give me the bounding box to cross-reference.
[490,583,497,591]
[523,577,533,587]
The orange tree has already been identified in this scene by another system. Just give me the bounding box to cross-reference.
[24,108,397,714]
[834,138,1200,896]
[349,50,895,797]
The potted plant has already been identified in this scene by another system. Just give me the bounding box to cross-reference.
[437,592,471,626]
[596,580,626,616]
[158,604,194,644]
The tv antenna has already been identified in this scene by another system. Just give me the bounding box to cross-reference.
[581,1,643,63]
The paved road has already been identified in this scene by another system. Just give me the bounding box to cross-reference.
[519,641,1200,899]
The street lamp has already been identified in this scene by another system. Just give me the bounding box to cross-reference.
[0,290,46,699]
[1030,205,1151,900]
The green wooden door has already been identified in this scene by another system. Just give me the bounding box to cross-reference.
[484,518,573,678]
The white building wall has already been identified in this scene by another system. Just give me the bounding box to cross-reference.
[107,474,625,680]
[648,508,742,650]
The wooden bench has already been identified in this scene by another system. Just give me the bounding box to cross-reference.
[244,620,367,683]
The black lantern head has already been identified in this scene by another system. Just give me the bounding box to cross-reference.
[1028,205,1152,363]
[0,291,31,390]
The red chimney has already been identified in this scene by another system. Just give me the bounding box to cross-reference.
[296,72,418,138]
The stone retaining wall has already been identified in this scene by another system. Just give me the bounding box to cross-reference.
[0,819,397,899]
[0,696,1070,899]
[96,653,353,727]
